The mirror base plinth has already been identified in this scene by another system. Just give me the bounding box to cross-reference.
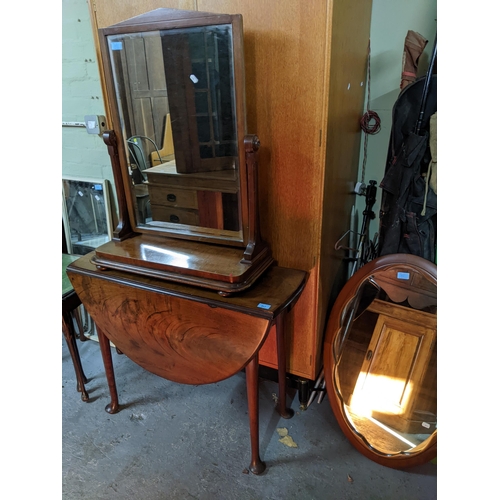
[91,234,274,294]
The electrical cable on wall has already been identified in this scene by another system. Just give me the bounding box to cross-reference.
[360,41,381,184]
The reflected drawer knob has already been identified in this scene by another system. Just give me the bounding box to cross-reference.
[169,214,180,223]
[167,194,177,202]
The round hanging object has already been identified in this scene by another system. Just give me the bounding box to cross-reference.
[324,254,437,468]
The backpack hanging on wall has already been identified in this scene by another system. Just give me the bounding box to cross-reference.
[378,38,437,262]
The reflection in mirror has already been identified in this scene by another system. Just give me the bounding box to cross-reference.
[107,24,241,235]
[62,177,113,256]
[330,259,436,462]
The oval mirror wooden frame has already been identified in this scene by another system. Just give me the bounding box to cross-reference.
[324,253,437,469]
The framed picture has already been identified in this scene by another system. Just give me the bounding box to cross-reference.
[62,176,114,256]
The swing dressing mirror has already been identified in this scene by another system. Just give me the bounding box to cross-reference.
[324,254,437,468]
[92,9,273,294]
[101,11,246,243]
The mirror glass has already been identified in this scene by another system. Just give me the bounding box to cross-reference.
[331,262,437,458]
[62,177,114,256]
[106,24,242,237]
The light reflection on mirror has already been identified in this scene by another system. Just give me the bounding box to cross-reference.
[141,244,191,268]
[332,265,437,456]
[107,24,241,236]
[350,374,413,417]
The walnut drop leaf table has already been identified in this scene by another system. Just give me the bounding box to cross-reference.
[67,252,307,474]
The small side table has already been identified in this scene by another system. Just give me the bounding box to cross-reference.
[67,252,307,474]
[62,253,89,402]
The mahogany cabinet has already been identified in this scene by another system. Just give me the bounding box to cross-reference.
[88,0,373,381]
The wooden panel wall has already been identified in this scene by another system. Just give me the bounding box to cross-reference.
[88,0,371,380]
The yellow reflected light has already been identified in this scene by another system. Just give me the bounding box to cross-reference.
[350,372,413,418]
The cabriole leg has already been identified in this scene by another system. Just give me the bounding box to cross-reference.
[245,355,266,474]
[96,325,120,414]
[62,312,89,402]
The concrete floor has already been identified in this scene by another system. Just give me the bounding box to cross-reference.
[62,336,437,499]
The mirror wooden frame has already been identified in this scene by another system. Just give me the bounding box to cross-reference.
[99,9,248,244]
[323,254,437,469]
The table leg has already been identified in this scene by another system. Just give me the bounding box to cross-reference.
[275,312,294,419]
[245,354,266,475]
[62,312,89,402]
[73,307,88,342]
[96,325,120,414]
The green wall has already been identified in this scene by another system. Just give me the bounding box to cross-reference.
[355,0,437,240]
[62,0,116,222]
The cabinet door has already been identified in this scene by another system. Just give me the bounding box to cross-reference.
[349,309,436,433]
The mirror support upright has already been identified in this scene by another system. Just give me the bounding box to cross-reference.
[103,130,134,242]
[241,134,270,265]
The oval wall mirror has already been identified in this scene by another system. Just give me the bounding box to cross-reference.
[324,254,437,468]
